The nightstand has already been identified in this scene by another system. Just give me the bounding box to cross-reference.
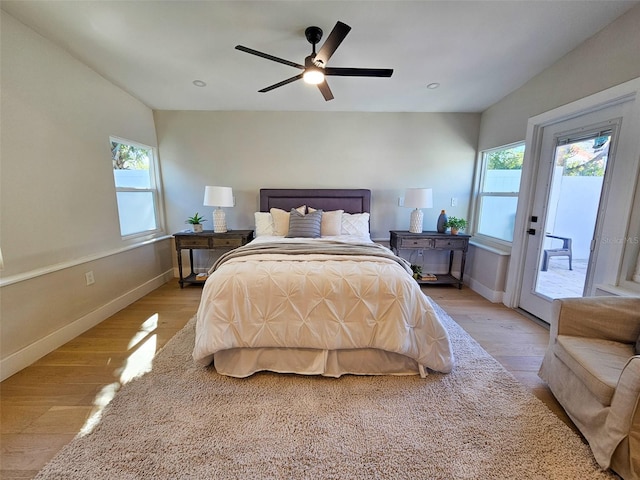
[173,230,254,288]
[389,230,470,289]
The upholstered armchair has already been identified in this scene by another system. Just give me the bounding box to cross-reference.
[539,296,640,480]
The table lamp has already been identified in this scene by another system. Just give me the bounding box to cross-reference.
[203,186,234,233]
[405,188,433,233]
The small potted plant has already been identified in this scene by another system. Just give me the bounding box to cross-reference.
[410,264,423,280]
[186,213,207,233]
[445,216,467,235]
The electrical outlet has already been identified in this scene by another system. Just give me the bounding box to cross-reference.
[85,271,95,286]
[398,197,404,207]
[451,197,458,207]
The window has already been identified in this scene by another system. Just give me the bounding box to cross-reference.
[110,137,161,237]
[475,143,525,243]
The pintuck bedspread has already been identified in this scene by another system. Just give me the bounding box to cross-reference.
[193,237,454,377]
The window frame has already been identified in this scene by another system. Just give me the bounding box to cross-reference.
[472,141,525,249]
[110,135,164,239]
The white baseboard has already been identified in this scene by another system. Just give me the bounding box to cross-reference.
[0,269,174,381]
[467,276,504,303]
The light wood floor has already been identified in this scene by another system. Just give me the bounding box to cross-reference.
[0,282,576,479]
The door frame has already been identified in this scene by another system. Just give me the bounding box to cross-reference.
[504,77,640,309]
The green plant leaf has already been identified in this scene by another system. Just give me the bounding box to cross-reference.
[185,213,207,224]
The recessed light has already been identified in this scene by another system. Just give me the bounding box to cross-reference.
[193,80,207,87]
[426,82,440,89]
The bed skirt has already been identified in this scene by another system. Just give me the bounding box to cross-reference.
[213,348,428,378]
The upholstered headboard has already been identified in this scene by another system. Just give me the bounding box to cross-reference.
[260,189,371,214]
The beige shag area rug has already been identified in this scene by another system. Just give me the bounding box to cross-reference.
[35,300,616,479]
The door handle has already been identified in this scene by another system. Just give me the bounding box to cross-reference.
[527,228,536,235]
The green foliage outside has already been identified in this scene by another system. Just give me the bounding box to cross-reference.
[487,138,607,177]
[111,141,150,170]
[556,144,606,177]
[487,146,524,171]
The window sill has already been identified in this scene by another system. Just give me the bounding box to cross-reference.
[469,238,512,256]
[595,281,640,297]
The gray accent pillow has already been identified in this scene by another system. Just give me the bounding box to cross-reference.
[286,209,322,238]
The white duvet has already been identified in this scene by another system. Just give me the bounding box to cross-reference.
[193,236,454,375]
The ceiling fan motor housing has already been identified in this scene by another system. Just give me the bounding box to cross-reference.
[305,26,323,46]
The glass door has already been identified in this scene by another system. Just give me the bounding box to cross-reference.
[533,131,611,298]
[518,106,621,322]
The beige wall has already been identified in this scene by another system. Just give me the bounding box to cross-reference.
[470,4,640,301]
[0,11,172,379]
[154,111,480,241]
[479,4,640,151]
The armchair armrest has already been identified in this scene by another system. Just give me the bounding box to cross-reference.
[551,297,640,344]
[607,356,640,475]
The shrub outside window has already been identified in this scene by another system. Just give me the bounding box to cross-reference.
[475,143,525,243]
[111,137,161,237]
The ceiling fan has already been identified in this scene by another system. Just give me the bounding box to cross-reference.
[235,21,394,101]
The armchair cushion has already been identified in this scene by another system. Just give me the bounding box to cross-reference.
[636,335,640,355]
[555,335,635,406]
[555,297,640,343]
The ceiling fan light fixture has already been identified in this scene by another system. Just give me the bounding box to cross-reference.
[303,68,325,85]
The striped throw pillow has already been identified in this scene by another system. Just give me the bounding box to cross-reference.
[286,209,323,238]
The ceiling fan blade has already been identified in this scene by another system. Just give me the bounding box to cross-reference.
[325,67,394,77]
[235,45,304,70]
[258,73,304,93]
[314,21,351,66]
[317,81,334,101]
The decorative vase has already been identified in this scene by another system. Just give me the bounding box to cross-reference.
[192,224,204,233]
[437,210,448,233]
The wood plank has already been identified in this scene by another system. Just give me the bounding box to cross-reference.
[0,281,576,479]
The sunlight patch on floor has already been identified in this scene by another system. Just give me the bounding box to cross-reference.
[127,313,159,350]
[120,335,157,384]
[78,382,119,437]
[78,313,159,437]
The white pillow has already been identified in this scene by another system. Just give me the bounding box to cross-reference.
[254,212,275,237]
[342,212,370,236]
[270,206,306,236]
[308,208,344,236]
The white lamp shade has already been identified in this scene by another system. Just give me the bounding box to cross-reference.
[404,188,433,209]
[203,186,234,207]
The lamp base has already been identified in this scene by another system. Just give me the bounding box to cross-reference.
[213,208,227,233]
[409,208,423,234]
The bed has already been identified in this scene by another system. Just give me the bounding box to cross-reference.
[193,188,454,378]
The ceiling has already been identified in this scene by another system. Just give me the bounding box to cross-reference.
[2,0,638,113]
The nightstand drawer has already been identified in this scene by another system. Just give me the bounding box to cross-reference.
[213,237,243,247]
[179,237,212,248]
[433,238,467,250]
[400,238,433,248]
